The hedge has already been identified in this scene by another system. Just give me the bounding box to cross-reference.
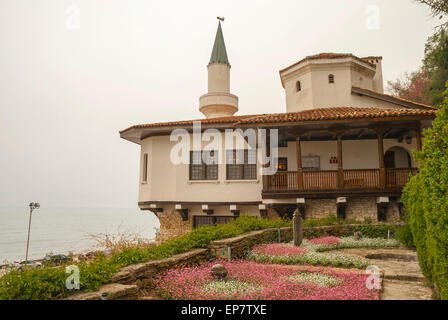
[303,224,401,239]
[402,87,448,300]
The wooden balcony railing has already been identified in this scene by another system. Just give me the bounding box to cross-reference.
[344,169,380,189]
[265,171,298,191]
[264,168,417,193]
[386,168,418,188]
[303,171,338,190]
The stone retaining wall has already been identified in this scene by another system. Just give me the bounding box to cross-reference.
[209,227,293,259]
[112,248,209,288]
[64,283,139,300]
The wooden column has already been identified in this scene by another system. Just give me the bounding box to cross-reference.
[416,124,423,151]
[377,130,386,188]
[263,137,271,190]
[337,135,344,189]
[296,137,303,190]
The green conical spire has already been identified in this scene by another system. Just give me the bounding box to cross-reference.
[209,22,230,65]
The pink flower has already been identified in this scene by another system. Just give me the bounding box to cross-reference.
[308,236,342,245]
[252,243,309,256]
[155,260,379,300]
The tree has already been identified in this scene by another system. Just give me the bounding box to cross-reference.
[423,28,448,105]
[387,69,431,105]
[416,0,448,27]
[402,82,448,299]
[387,19,448,106]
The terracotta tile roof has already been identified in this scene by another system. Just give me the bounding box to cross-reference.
[233,107,435,125]
[119,107,436,134]
[119,114,254,133]
[279,53,377,73]
[361,56,383,61]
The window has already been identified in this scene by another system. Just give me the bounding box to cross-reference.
[226,150,257,180]
[296,81,301,92]
[189,151,218,180]
[142,153,148,182]
[302,155,320,171]
[274,158,288,172]
[328,74,335,84]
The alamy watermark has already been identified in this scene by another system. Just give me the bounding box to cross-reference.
[65,265,80,290]
[66,4,81,30]
[169,121,280,175]
[365,4,380,30]
[365,265,381,290]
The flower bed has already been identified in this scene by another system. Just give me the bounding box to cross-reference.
[252,243,309,256]
[247,248,367,268]
[308,236,342,245]
[155,260,379,300]
[303,236,400,252]
[247,243,367,268]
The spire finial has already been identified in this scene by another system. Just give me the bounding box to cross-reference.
[208,18,229,65]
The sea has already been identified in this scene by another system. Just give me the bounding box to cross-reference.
[0,206,159,263]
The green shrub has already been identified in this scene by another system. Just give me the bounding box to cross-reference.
[303,224,400,239]
[395,224,415,249]
[402,87,448,299]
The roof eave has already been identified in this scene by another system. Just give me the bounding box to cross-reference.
[351,86,435,110]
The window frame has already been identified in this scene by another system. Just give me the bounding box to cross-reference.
[142,153,148,183]
[189,150,219,181]
[226,149,257,180]
[328,74,335,84]
[275,157,288,172]
[296,80,301,92]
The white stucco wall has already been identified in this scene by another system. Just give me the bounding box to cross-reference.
[277,138,417,172]
[138,132,419,204]
[139,134,263,203]
[281,58,391,113]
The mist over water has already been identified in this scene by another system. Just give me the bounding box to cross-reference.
[0,206,159,263]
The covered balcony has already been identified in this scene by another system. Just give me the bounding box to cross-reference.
[261,119,423,199]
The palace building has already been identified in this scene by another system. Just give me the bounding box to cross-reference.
[120,21,436,242]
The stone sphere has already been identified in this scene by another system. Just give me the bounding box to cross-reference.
[211,264,228,280]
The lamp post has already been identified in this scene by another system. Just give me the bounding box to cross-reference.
[25,202,40,268]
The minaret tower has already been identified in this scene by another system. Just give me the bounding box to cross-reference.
[199,18,239,118]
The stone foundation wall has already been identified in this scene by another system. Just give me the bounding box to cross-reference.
[305,197,401,223]
[151,198,402,245]
[305,199,337,219]
[385,200,401,222]
[345,198,378,221]
[155,209,192,244]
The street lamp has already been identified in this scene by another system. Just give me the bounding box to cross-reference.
[25,202,40,268]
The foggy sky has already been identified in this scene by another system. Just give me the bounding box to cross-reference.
[0,0,439,208]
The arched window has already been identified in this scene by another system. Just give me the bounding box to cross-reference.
[328,74,335,84]
[296,81,301,92]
